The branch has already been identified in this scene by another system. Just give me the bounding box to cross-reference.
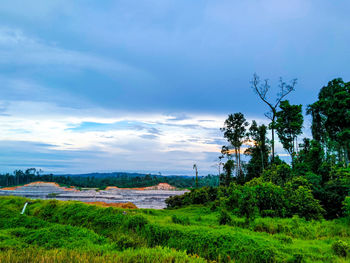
[251,73,274,111]
[274,78,297,108]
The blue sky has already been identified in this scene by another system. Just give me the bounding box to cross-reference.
[0,0,349,175]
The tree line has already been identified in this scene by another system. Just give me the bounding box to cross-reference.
[0,169,219,189]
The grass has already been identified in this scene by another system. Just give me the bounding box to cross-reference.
[0,196,349,262]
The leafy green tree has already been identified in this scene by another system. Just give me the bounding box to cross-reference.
[245,121,270,181]
[306,103,326,143]
[275,100,303,162]
[343,196,350,219]
[285,177,325,220]
[262,163,292,186]
[253,182,286,217]
[308,78,350,165]
[220,160,235,187]
[238,187,258,221]
[295,139,324,175]
[251,74,297,162]
[221,113,249,178]
[321,167,350,218]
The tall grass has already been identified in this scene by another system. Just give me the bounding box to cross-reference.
[1,197,349,262]
[0,247,206,263]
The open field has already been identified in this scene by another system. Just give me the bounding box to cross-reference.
[0,196,349,263]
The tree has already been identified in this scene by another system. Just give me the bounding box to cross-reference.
[275,100,303,162]
[251,74,297,162]
[306,102,326,143]
[245,121,270,181]
[193,164,198,188]
[220,160,235,186]
[308,78,350,165]
[296,138,324,175]
[221,113,249,178]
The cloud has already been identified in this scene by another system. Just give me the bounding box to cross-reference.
[0,102,230,174]
[0,27,142,75]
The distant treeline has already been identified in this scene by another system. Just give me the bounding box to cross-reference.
[0,168,219,189]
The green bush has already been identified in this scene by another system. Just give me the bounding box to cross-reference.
[218,209,232,225]
[285,181,324,220]
[343,196,350,219]
[171,215,190,225]
[143,223,277,262]
[262,163,292,186]
[126,215,149,230]
[114,234,141,250]
[331,240,349,257]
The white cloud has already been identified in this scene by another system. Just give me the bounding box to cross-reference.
[0,99,231,174]
[0,27,145,76]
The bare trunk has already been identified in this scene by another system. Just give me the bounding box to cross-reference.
[271,114,276,163]
[260,147,264,171]
[238,147,241,178]
[235,148,238,178]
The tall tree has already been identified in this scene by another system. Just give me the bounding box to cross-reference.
[193,164,198,188]
[245,120,270,181]
[275,100,303,162]
[308,78,350,166]
[221,113,249,178]
[306,102,326,144]
[251,74,297,162]
[220,160,235,186]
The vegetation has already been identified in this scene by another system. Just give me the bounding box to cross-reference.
[0,196,349,262]
[169,77,349,219]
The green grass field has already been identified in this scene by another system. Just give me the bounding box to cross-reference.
[0,196,349,262]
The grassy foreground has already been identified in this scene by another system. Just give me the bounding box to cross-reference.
[0,197,349,262]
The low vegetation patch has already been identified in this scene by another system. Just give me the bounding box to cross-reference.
[0,197,349,262]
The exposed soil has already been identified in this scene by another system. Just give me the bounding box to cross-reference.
[1,182,78,192]
[85,201,137,209]
[105,183,176,191]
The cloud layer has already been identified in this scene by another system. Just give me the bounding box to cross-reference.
[0,1,348,174]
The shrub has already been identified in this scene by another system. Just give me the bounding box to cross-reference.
[166,195,185,208]
[114,234,140,250]
[262,163,292,186]
[171,215,190,225]
[331,240,349,257]
[218,209,232,225]
[343,196,350,219]
[285,184,324,220]
[126,215,149,230]
[238,187,258,221]
[288,253,304,263]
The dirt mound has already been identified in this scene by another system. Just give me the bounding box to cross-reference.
[85,201,137,209]
[105,186,119,191]
[144,183,176,190]
[1,186,19,190]
[105,183,176,191]
[0,181,78,192]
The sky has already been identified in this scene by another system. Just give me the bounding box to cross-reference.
[0,0,349,175]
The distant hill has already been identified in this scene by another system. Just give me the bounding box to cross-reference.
[55,172,193,179]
